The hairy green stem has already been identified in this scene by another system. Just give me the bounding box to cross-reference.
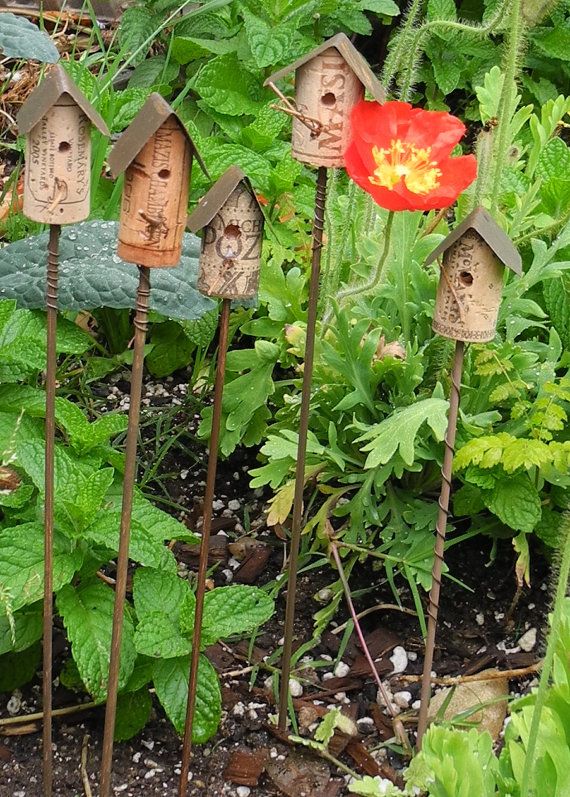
[520,513,570,797]
[381,0,426,93]
[327,211,394,323]
[489,0,525,213]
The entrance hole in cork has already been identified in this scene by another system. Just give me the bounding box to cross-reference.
[321,92,336,106]
[459,270,474,286]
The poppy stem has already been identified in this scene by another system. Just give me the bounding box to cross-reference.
[324,210,394,326]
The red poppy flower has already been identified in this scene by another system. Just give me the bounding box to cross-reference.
[344,101,477,212]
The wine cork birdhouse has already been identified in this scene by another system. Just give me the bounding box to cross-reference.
[264,32,384,168]
[16,65,109,224]
[187,166,264,300]
[108,93,206,267]
[426,207,522,343]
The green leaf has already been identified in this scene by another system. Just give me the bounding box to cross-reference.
[0,223,215,322]
[0,642,42,692]
[0,13,59,63]
[0,602,42,655]
[114,688,152,741]
[179,591,197,639]
[135,612,191,659]
[242,9,295,68]
[133,568,191,623]
[544,274,570,349]
[0,524,81,612]
[358,398,449,468]
[485,475,542,533]
[536,138,570,182]
[146,321,195,378]
[128,56,180,88]
[57,580,136,702]
[118,6,158,65]
[194,53,269,115]
[153,654,221,742]
[172,35,237,64]
[427,0,457,20]
[201,585,274,647]
[361,0,399,15]
[532,26,570,61]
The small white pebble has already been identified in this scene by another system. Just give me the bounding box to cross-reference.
[228,499,240,511]
[393,690,412,709]
[213,499,224,511]
[322,672,334,681]
[334,661,350,678]
[237,787,250,797]
[390,646,408,674]
[412,699,421,710]
[518,627,537,652]
[232,702,245,717]
[475,612,485,626]
[289,678,303,697]
[132,752,142,763]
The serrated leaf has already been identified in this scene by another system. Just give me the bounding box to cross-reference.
[0,602,42,655]
[502,438,552,472]
[133,568,191,622]
[146,321,195,378]
[153,654,221,742]
[172,35,237,64]
[0,223,215,322]
[361,0,399,15]
[194,53,269,115]
[134,612,191,659]
[201,585,274,647]
[115,688,152,741]
[536,138,570,182]
[179,591,197,639]
[0,524,81,611]
[128,56,180,88]
[485,475,542,532]
[242,9,294,68]
[57,580,136,702]
[0,13,59,63]
[533,26,570,61]
[124,655,155,692]
[358,398,449,468]
[427,0,457,20]
[118,6,158,65]
[543,274,570,349]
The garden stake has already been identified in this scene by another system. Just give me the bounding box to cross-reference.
[180,169,264,794]
[16,66,108,797]
[265,33,383,731]
[417,208,522,748]
[100,94,204,797]
[278,164,327,730]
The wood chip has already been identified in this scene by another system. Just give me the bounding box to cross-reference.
[224,748,267,786]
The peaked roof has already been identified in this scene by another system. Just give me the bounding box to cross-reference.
[264,33,385,103]
[186,166,263,233]
[425,207,522,275]
[108,93,207,177]
[17,64,108,135]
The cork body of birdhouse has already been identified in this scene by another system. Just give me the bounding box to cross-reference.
[197,184,263,299]
[117,117,191,267]
[23,95,91,224]
[292,48,364,168]
[432,230,504,343]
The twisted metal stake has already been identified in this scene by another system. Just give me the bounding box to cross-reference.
[43,223,60,797]
[100,266,151,797]
[178,297,231,797]
[416,339,465,747]
[278,165,328,730]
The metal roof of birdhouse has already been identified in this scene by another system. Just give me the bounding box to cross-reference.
[186,166,263,233]
[264,32,385,103]
[425,207,522,275]
[108,93,207,178]
[16,64,109,135]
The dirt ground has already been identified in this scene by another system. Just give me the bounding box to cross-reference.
[0,368,549,797]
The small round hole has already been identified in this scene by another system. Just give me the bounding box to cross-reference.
[58,141,71,153]
[321,92,336,106]
[158,169,170,179]
[59,207,64,213]
[459,270,473,286]
[224,224,241,238]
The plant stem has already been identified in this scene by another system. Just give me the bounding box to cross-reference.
[489,0,524,213]
[520,513,570,797]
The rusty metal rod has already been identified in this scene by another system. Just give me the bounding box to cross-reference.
[100,266,151,797]
[278,165,328,730]
[416,339,465,748]
[43,223,60,797]
[179,297,231,796]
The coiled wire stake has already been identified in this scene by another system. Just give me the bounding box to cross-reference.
[416,339,464,746]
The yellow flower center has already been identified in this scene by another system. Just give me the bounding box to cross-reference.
[369,141,442,195]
